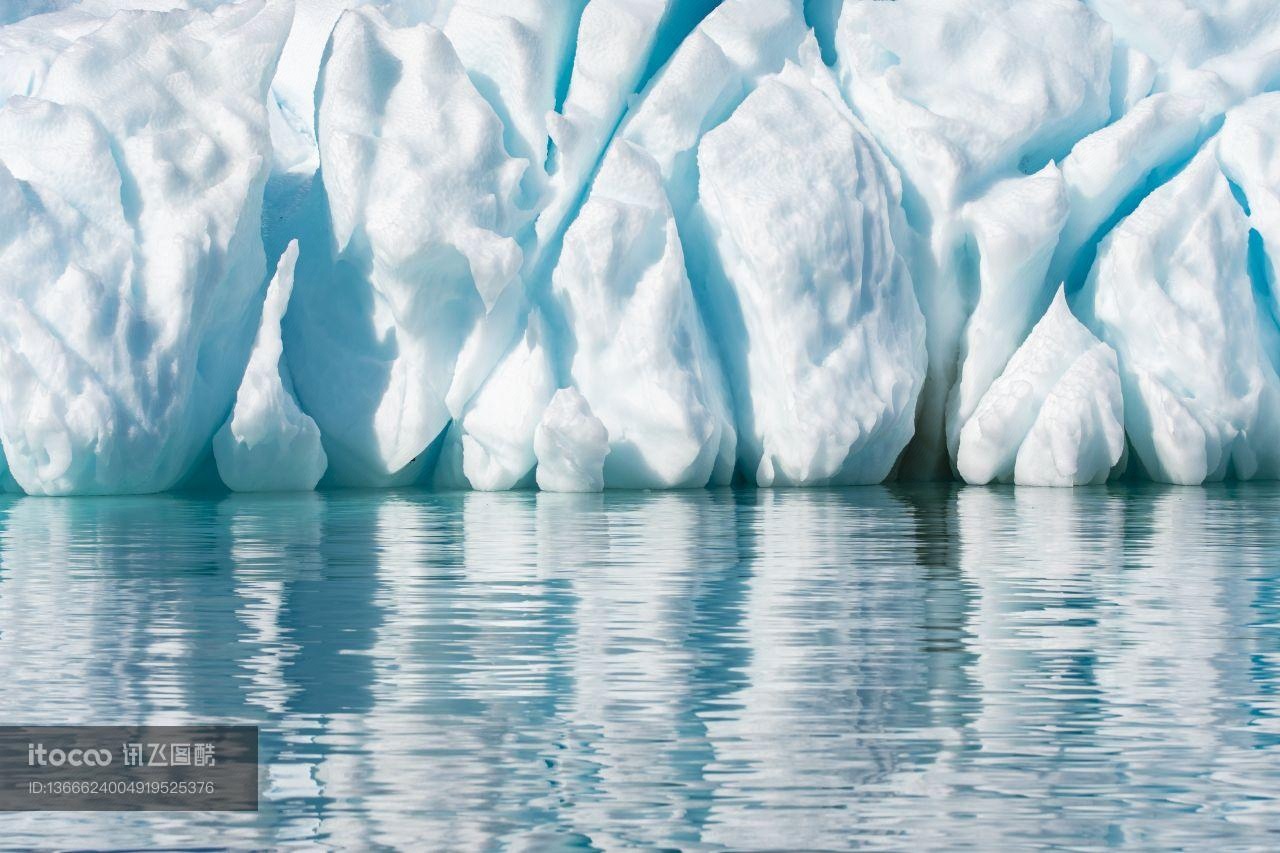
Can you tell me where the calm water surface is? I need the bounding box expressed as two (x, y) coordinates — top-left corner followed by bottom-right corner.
(0, 485), (1277, 849)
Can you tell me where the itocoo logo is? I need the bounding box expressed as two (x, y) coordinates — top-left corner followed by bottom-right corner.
(27, 743), (112, 767)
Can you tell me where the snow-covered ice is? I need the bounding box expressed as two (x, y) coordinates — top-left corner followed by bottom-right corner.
(1081, 140), (1280, 484)
(439, 312), (556, 492)
(2, 0), (1280, 493)
(284, 5), (526, 487)
(550, 140), (734, 489)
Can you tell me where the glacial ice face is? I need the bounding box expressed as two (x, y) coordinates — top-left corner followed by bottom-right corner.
(958, 289), (1124, 487)
(949, 165), (1069, 459)
(1048, 92), (1209, 293)
(1217, 94), (1280, 320)
(696, 57), (925, 486)
(5, 0), (1280, 494)
(619, 0), (809, 215)
(430, 0), (588, 214)
(1081, 141), (1280, 484)
(438, 313), (556, 492)
(213, 241), (327, 492)
(834, 0), (1113, 476)
(284, 6), (526, 487)
(550, 140), (735, 489)
(535, 388), (609, 493)
(539, 0), (706, 251)
(0, 0), (287, 495)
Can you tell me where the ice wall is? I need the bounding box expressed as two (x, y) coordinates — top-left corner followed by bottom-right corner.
(1, 0), (1279, 493)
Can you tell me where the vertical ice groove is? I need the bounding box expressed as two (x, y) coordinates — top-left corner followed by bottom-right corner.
(1217, 95), (1280, 320)
(549, 139), (735, 489)
(441, 310), (557, 492)
(1050, 92), (1208, 294)
(948, 165), (1069, 459)
(425, 0), (727, 489)
(214, 240), (328, 492)
(832, 0), (1113, 478)
(802, 0), (842, 66)
(958, 288), (1124, 487)
(535, 0), (722, 274)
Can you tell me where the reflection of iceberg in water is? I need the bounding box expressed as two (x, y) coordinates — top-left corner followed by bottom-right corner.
(953, 485), (1280, 847)
(217, 492), (350, 847)
(220, 493), (325, 717)
(0, 487), (1276, 847)
(702, 489), (947, 849)
(0, 495), (251, 723)
(545, 491), (738, 849)
(0, 494), (278, 846)
(1089, 487), (1280, 843)
(955, 487), (1125, 848)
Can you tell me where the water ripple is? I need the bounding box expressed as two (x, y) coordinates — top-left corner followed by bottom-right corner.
(0, 484), (1277, 848)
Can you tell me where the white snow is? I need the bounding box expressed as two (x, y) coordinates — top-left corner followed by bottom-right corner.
(214, 241), (327, 492)
(1084, 0), (1280, 71)
(3, 0), (1280, 493)
(835, 0), (1113, 213)
(535, 388), (609, 493)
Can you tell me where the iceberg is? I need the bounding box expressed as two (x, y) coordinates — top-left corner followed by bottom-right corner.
(1217, 94), (1280, 320)
(537, 0), (717, 252)
(3, 0), (1280, 494)
(283, 6), (526, 487)
(213, 241), (327, 492)
(948, 165), (1069, 459)
(833, 0), (1113, 476)
(439, 313), (556, 492)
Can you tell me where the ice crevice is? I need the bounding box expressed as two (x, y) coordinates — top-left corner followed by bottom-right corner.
(2, 0), (1280, 493)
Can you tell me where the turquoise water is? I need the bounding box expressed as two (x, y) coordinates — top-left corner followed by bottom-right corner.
(0, 485), (1277, 849)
